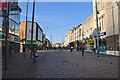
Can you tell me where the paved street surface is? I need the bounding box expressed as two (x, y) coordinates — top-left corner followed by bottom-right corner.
(2, 50), (119, 78)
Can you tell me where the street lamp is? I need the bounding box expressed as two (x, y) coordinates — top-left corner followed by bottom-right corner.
(31, 0), (35, 58)
(115, 0), (120, 56)
(95, 0), (100, 57)
(25, 0), (29, 57)
(112, 6), (116, 56)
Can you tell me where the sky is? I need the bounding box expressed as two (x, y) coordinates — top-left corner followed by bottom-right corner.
(19, 2), (93, 44)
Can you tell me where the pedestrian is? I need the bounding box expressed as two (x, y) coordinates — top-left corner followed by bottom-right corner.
(81, 44), (85, 56)
(33, 48), (36, 63)
(35, 48), (38, 57)
(70, 46), (73, 52)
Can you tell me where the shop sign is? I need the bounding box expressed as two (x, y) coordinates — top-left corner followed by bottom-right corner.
(11, 36), (15, 41)
(94, 32), (106, 38)
(7, 35), (11, 39)
(118, 40), (120, 42)
(15, 36), (20, 42)
(87, 39), (94, 44)
(0, 1), (7, 11)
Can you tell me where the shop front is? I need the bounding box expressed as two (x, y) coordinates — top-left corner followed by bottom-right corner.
(87, 39), (94, 52)
(94, 32), (106, 52)
(8, 34), (20, 55)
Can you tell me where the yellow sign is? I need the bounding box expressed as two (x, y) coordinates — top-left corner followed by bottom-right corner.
(118, 40), (120, 42)
(87, 39), (94, 44)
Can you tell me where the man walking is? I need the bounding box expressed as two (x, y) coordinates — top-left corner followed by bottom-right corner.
(81, 44), (85, 56)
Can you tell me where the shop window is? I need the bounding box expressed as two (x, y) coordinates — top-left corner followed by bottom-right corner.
(102, 16), (104, 31)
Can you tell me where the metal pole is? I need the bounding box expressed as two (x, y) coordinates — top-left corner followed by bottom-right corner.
(51, 35), (52, 47)
(31, 0), (35, 58)
(95, 0), (99, 57)
(25, 0), (28, 56)
(112, 6), (116, 56)
(4, 2), (10, 70)
(119, 4), (120, 57)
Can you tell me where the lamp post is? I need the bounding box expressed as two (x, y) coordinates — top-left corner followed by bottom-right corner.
(31, 0), (35, 58)
(51, 35), (52, 48)
(112, 6), (116, 56)
(95, 0), (99, 57)
(25, 0), (29, 57)
(116, 1), (120, 57)
(4, 1), (10, 70)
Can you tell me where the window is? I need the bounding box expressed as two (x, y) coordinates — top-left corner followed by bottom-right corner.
(9, 20), (15, 34)
(15, 23), (19, 35)
(102, 16), (104, 31)
(98, 18), (102, 32)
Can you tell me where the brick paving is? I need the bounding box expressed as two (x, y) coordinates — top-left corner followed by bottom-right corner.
(2, 50), (119, 78)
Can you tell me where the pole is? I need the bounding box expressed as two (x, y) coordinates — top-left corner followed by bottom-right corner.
(4, 2), (10, 70)
(51, 35), (52, 47)
(112, 6), (116, 56)
(118, 4), (120, 57)
(95, 0), (99, 57)
(31, 0), (35, 58)
(25, 0), (28, 56)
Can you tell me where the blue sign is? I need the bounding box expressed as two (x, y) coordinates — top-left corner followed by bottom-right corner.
(94, 32), (106, 38)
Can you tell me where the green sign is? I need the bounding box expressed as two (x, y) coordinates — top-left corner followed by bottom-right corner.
(26, 42), (37, 45)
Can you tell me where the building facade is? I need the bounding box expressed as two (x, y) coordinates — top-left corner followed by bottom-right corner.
(65, 30), (73, 46)
(19, 21), (43, 52)
(65, 0), (120, 55)
(93, 0), (119, 55)
(0, 0), (21, 55)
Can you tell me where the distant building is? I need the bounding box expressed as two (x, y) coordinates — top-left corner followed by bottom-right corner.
(53, 43), (63, 48)
(65, 30), (73, 46)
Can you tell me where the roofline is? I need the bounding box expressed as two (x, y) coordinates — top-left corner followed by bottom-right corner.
(20, 21), (43, 32)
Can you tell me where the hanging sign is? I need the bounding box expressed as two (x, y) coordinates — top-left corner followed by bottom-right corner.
(94, 32), (106, 37)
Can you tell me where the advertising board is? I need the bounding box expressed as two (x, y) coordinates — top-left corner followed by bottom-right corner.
(26, 22), (36, 41)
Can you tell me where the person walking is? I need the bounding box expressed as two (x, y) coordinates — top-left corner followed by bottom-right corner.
(70, 46), (73, 52)
(81, 44), (85, 56)
(33, 48), (36, 63)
